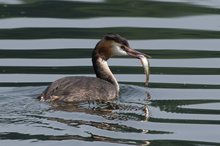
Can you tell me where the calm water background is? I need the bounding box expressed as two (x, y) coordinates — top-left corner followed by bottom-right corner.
(0, 0), (220, 145)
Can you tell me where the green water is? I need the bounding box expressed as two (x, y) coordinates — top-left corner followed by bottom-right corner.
(0, 0), (220, 145)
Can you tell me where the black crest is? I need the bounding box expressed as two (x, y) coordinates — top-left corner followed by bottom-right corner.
(103, 34), (130, 47)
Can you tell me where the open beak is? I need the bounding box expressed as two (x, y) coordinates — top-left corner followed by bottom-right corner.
(123, 46), (151, 59)
(123, 46), (150, 86)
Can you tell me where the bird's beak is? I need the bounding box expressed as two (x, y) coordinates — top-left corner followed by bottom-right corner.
(123, 46), (150, 86)
(123, 46), (151, 59)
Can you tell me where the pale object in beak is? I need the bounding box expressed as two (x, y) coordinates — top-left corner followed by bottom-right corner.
(122, 46), (150, 86)
(138, 55), (150, 86)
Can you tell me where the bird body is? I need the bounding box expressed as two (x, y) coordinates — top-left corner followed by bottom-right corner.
(40, 76), (116, 102)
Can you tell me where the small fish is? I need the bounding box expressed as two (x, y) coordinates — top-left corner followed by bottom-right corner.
(139, 55), (150, 86)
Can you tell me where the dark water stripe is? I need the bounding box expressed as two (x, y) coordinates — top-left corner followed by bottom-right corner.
(148, 82), (220, 89)
(150, 100), (220, 114)
(1, 66), (220, 75)
(0, 82), (220, 89)
(126, 82), (220, 89)
(0, 82), (50, 87)
(0, 49), (91, 58)
(0, 1), (220, 19)
(1, 28), (220, 39)
(150, 117), (220, 125)
(150, 140), (220, 146)
(1, 49), (220, 59)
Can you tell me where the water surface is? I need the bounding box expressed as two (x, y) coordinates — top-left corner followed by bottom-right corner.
(0, 0), (220, 145)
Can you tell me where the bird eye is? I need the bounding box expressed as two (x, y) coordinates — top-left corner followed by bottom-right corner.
(120, 45), (125, 50)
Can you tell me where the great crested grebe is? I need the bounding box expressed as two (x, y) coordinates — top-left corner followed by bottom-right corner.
(38, 34), (150, 102)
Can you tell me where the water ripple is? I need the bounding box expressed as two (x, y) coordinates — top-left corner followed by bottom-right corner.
(1, 39), (220, 51)
(0, 15), (220, 31)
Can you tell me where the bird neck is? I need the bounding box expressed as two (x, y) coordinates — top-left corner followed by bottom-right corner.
(92, 54), (119, 95)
